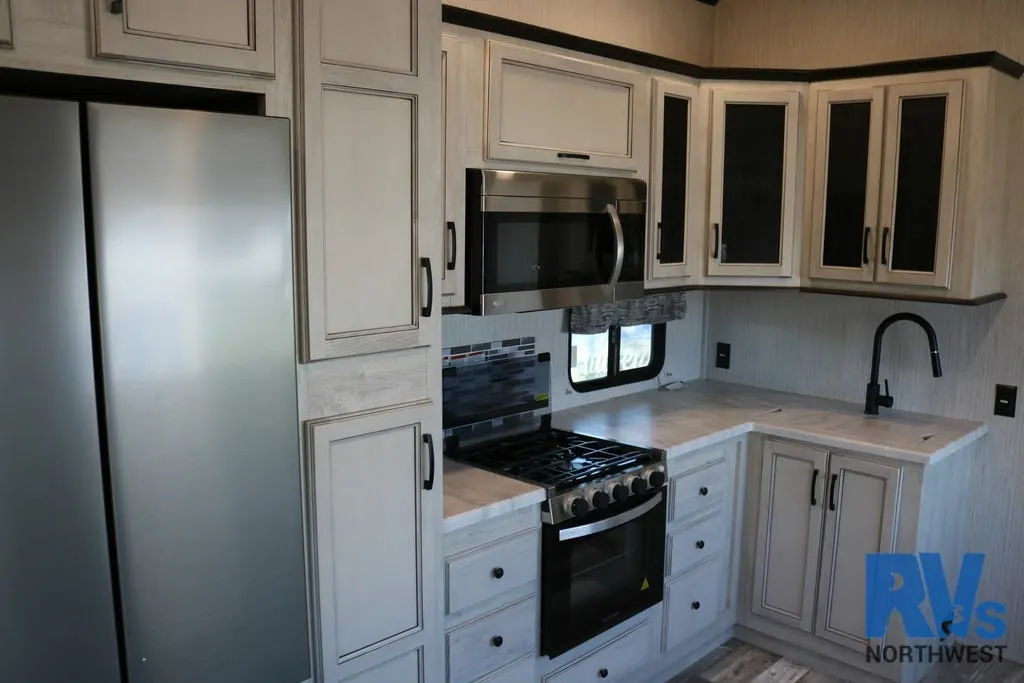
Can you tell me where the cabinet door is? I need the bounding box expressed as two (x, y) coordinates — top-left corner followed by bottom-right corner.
(310, 403), (442, 683)
(708, 89), (800, 277)
(92, 0), (274, 75)
(751, 440), (827, 632)
(0, 0), (11, 48)
(650, 78), (700, 280)
(486, 41), (642, 171)
(876, 81), (963, 288)
(808, 87), (885, 283)
(814, 454), (901, 652)
(442, 35), (467, 308)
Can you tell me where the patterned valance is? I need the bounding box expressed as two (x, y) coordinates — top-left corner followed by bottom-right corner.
(569, 292), (686, 334)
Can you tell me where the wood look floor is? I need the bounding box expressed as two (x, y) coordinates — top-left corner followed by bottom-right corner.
(667, 640), (1024, 683)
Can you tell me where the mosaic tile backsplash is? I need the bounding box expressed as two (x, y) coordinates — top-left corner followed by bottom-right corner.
(442, 337), (551, 445)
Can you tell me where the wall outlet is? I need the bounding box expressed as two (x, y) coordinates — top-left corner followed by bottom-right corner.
(715, 342), (731, 369)
(994, 384), (1017, 417)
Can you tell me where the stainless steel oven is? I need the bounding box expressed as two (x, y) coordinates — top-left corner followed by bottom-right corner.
(466, 169), (647, 316)
(540, 484), (666, 658)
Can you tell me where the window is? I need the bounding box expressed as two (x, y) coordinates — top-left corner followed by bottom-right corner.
(569, 323), (666, 391)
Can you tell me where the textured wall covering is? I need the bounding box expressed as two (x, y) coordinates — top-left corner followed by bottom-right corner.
(710, 0), (1024, 660)
(445, 0), (716, 64)
(443, 290), (706, 411)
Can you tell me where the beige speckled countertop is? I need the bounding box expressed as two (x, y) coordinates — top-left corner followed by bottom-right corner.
(552, 380), (987, 464)
(443, 459), (545, 533)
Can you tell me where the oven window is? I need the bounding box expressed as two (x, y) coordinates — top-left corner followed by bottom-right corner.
(569, 324), (665, 390)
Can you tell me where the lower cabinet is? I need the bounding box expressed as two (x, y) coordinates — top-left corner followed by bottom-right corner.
(663, 559), (723, 651)
(544, 621), (653, 683)
(447, 598), (537, 683)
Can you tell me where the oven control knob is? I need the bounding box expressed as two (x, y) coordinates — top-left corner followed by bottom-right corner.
(590, 490), (610, 510)
(647, 469), (666, 489)
(565, 496), (590, 517)
(629, 476), (648, 496)
(612, 484), (630, 503)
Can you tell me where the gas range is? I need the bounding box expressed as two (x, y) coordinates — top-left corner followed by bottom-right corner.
(445, 418), (666, 524)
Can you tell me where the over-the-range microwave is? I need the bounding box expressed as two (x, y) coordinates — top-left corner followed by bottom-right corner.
(465, 169), (647, 315)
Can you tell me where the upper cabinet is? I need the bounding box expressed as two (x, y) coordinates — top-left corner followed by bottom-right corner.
(485, 41), (644, 172)
(0, 0), (11, 48)
(806, 69), (1015, 300)
(299, 0), (442, 361)
(707, 87), (802, 278)
(92, 0), (275, 76)
(649, 77), (702, 281)
(442, 34), (467, 310)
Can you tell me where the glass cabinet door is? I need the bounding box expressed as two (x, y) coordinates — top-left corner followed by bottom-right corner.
(707, 89), (801, 277)
(876, 80), (963, 288)
(808, 87), (885, 283)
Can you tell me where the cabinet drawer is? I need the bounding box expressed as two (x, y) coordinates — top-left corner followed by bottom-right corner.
(473, 656), (534, 683)
(663, 559), (722, 651)
(447, 597), (537, 683)
(544, 621), (652, 683)
(447, 531), (539, 615)
(670, 459), (727, 521)
(668, 511), (724, 576)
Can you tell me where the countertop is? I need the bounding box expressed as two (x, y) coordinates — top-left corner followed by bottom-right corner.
(552, 380), (987, 464)
(443, 459), (546, 533)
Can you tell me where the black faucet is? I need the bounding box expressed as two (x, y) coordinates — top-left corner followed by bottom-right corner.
(865, 313), (943, 415)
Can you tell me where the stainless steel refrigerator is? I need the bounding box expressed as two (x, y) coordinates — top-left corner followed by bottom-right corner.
(0, 96), (310, 683)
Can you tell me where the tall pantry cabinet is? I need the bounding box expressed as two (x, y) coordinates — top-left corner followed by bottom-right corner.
(296, 2), (445, 683)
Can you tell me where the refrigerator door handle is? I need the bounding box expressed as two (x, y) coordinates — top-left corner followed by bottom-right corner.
(423, 433), (436, 491)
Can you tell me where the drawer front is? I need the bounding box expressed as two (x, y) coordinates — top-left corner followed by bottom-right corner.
(670, 459), (727, 522)
(663, 559), (722, 651)
(474, 656), (535, 683)
(447, 531), (539, 615)
(544, 621), (652, 683)
(447, 597), (537, 683)
(668, 511), (724, 576)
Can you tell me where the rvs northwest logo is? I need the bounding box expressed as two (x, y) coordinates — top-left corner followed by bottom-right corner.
(865, 553), (1008, 664)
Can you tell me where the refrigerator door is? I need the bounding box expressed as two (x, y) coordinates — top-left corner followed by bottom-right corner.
(0, 97), (122, 683)
(86, 104), (309, 683)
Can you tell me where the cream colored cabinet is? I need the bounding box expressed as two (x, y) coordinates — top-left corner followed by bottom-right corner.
(649, 77), (702, 281)
(91, 0), (275, 75)
(309, 403), (443, 683)
(0, 0), (12, 48)
(442, 34), (467, 309)
(707, 87), (801, 278)
(485, 41), (644, 172)
(299, 0), (442, 361)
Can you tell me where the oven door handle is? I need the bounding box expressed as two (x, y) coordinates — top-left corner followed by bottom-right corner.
(558, 491), (663, 542)
(605, 203), (625, 288)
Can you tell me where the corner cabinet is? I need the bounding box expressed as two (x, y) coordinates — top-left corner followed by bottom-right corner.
(298, 0), (442, 361)
(649, 77), (702, 281)
(707, 87), (801, 278)
(442, 34), (467, 310)
(0, 0), (11, 48)
(309, 403), (443, 683)
(485, 41), (645, 172)
(91, 0), (275, 75)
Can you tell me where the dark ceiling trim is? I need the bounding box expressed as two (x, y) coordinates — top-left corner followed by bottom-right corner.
(441, 5), (1024, 81)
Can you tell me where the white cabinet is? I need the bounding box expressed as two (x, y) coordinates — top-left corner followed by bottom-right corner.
(485, 41), (644, 171)
(544, 621), (653, 683)
(91, 0), (275, 75)
(309, 403), (443, 683)
(649, 77), (702, 281)
(0, 0), (11, 48)
(751, 440), (827, 633)
(707, 87), (801, 278)
(442, 34), (467, 309)
(299, 0), (442, 361)
(446, 597), (537, 683)
(663, 558), (723, 651)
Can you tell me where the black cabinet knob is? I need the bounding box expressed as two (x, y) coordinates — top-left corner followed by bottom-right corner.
(491, 636), (503, 647)
(692, 601), (701, 610)
(599, 668), (609, 678)
(648, 470), (666, 489)
(612, 484), (630, 503)
(695, 540), (705, 550)
(630, 478), (648, 495)
(592, 490), (611, 509)
(492, 567), (504, 579)
(699, 486), (709, 496)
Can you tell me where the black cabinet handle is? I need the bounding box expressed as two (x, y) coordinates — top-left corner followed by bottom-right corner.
(110, 0), (124, 13)
(421, 257), (433, 317)
(881, 227), (890, 266)
(446, 222), (457, 271)
(711, 223), (720, 259)
(699, 486), (709, 496)
(810, 468), (819, 506)
(829, 473), (838, 511)
(599, 669), (609, 679)
(695, 540), (705, 550)
(557, 152), (590, 160)
(656, 222), (662, 260)
(863, 227), (871, 265)
(692, 601), (701, 610)
(492, 567), (504, 579)
(423, 434), (435, 491)
(491, 636), (503, 647)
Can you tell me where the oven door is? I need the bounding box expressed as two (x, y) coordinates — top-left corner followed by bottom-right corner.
(540, 488), (666, 658)
(472, 196), (646, 315)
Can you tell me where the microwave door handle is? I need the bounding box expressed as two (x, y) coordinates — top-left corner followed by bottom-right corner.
(605, 203), (625, 287)
(558, 491), (663, 542)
